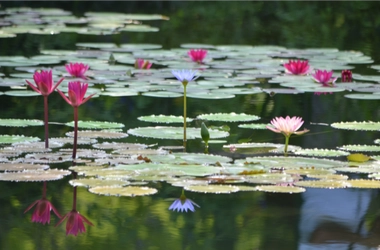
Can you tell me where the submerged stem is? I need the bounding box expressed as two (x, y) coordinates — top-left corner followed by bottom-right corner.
(183, 84), (187, 149)
(43, 95), (49, 149)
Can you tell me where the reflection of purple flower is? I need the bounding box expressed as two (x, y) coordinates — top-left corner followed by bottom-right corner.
(169, 191), (200, 212)
(24, 198), (61, 224)
(172, 69), (199, 86)
(56, 210), (94, 236)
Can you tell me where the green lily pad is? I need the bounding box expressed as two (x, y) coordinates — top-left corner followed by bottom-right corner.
(184, 184), (240, 194)
(255, 185), (306, 193)
(186, 92), (235, 99)
(4, 90), (41, 97)
(0, 163), (49, 172)
(0, 119), (43, 127)
(344, 94), (380, 100)
(293, 148), (350, 157)
(65, 120), (125, 129)
(69, 178), (130, 188)
(346, 179), (380, 189)
(295, 180), (350, 189)
(238, 123), (269, 129)
(338, 144), (380, 152)
(88, 186), (158, 196)
(138, 115), (194, 123)
(197, 113), (260, 122)
(0, 169), (71, 182)
(331, 121), (380, 131)
(127, 126), (229, 140)
(65, 130), (128, 139)
(0, 135), (40, 144)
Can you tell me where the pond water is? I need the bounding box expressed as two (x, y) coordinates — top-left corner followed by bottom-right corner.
(1, 2), (380, 250)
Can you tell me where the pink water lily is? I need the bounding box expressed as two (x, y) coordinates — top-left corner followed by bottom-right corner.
(188, 49), (207, 63)
(26, 70), (64, 96)
(55, 210), (94, 236)
(284, 60), (310, 75)
(134, 58), (152, 69)
(341, 69), (352, 82)
(65, 62), (89, 79)
(312, 69), (337, 86)
(57, 81), (95, 108)
(267, 116), (309, 155)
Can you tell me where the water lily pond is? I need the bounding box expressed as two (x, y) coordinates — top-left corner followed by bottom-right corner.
(1, 2), (380, 250)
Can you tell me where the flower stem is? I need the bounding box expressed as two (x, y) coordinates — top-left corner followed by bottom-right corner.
(44, 96), (49, 149)
(183, 84), (187, 149)
(72, 172), (77, 210)
(73, 107), (78, 160)
(284, 136), (290, 156)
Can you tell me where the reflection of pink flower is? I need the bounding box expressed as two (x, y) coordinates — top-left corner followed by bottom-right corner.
(341, 70), (352, 82)
(312, 69), (337, 86)
(284, 60), (310, 75)
(57, 81), (95, 107)
(65, 63), (89, 79)
(24, 198), (61, 225)
(26, 70), (64, 96)
(188, 49), (207, 63)
(314, 92), (333, 96)
(134, 59), (152, 69)
(56, 210), (94, 236)
(267, 116), (309, 138)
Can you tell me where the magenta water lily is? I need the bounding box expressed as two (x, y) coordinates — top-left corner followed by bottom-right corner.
(284, 60), (310, 75)
(341, 69), (352, 82)
(267, 116), (309, 155)
(26, 70), (64, 148)
(134, 58), (152, 69)
(65, 62), (89, 79)
(57, 81), (95, 159)
(55, 209), (94, 236)
(188, 49), (207, 64)
(312, 69), (337, 86)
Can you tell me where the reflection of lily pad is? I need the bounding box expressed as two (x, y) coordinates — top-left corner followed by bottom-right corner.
(197, 113), (260, 122)
(184, 184), (240, 194)
(138, 115), (194, 123)
(255, 185), (306, 193)
(0, 119), (43, 127)
(65, 120), (125, 129)
(0, 169), (70, 182)
(127, 126), (229, 140)
(0, 135), (40, 144)
(331, 121), (380, 131)
(88, 186), (158, 196)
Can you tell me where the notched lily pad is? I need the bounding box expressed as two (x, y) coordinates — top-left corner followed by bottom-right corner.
(0, 163), (49, 172)
(347, 179), (380, 189)
(88, 186), (158, 196)
(65, 130), (128, 139)
(295, 180), (350, 189)
(255, 185), (306, 193)
(69, 178), (130, 188)
(0, 135), (40, 144)
(338, 144), (380, 152)
(197, 113), (260, 122)
(293, 148), (350, 157)
(331, 121), (380, 131)
(0, 119), (43, 127)
(0, 169), (71, 182)
(184, 184), (240, 194)
(65, 120), (125, 129)
(138, 114), (193, 123)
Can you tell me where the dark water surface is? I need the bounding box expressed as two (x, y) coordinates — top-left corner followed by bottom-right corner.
(1, 2), (380, 250)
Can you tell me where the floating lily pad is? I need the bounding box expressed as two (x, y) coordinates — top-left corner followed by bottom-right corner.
(127, 126), (229, 140)
(88, 186), (158, 196)
(347, 153), (371, 162)
(69, 178), (130, 188)
(0, 135), (40, 144)
(197, 113), (260, 122)
(338, 144), (380, 152)
(0, 163), (49, 172)
(184, 184), (240, 194)
(0, 119), (43, 127)
(0, 169), (70, 182)
(138, 115), (193, 123)
(335, 166), (380, 174)
(186, 92), (235, 99)
(295, 180), (350, 189)
(293, 148), (350, 157)
(141, 91), (183, 98)
(65, 120), (125, 129)
(4, 90), (41, 97)
(306, 174), (348, 180)
(331, 121), (380, 131)
(174, 152), (232, 164)
(65, 130), (128, 139)
(92, 142), (148, 150)
(344, 94), (380, 100)
(255, 185), (306, 193)
(346, 179), (380, 189)
(223, 143), (300, 154)
(244, 173), (295, 184)
(238, 123), (269, 129)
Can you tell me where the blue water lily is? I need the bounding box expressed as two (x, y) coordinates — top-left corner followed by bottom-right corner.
(172, 69), (199, 86)
(169, 190), (200, 212)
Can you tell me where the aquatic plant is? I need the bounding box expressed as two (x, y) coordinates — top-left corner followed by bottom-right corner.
(134, 58), (152, 69)
(341, 69), (352, 82)
(283, 60), (310, 75)
(57, 81), (95, 159)
(188, 49), (207, 63)
(312, 69), (337, 86)
(266, 116), (309, 155)
(65, 62), (89, 79)
(25, 70), (64, 148)
(172, 69), (199, 147)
